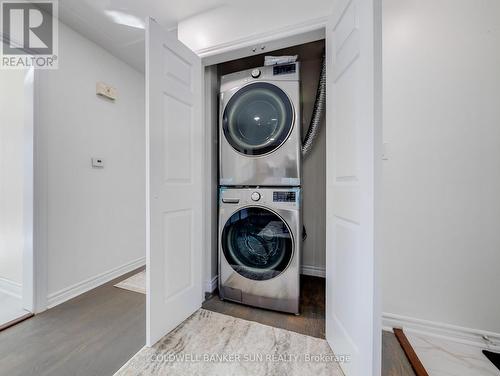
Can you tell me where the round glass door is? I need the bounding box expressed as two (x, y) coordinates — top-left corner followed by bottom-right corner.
(222, 82), (294, 156)
(222, 207), (294, 281)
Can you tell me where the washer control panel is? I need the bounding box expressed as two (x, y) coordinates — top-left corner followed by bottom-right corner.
(220, 188), (300, 209)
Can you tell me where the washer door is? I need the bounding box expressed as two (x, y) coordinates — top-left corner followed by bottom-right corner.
(222, 82), (294, 156)
(222, 207), (294, 281)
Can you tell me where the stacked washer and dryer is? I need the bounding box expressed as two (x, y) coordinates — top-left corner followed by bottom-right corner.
(218, 63), (302, 314)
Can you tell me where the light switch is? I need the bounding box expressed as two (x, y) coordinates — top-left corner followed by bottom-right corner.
(91, 157), (104, 168)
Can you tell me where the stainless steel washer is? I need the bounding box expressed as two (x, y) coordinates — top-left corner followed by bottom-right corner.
(219, 63), (301, 186)
(218, 187), (301, 314)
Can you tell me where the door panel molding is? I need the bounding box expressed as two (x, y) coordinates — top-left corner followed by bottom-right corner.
(325, 0), (382, 375)
(146, 18), (203, 347)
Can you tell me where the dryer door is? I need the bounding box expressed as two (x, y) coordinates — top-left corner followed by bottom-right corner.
(222, 82), (294, 156)
(222, 207), (294, 280)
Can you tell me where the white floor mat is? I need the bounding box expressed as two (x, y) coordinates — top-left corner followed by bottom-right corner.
(114, 270), (146, 294)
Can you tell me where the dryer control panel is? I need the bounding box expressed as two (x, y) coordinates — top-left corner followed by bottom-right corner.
(273, 63), (296, 76)
(273, 191), (297, 202)
(220, 63), (300, 93)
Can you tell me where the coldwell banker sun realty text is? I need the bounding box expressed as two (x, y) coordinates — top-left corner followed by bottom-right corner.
(1, 0), (58, 69)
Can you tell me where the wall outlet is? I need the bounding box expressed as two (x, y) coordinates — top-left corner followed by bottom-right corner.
(91, 157), (104, 168)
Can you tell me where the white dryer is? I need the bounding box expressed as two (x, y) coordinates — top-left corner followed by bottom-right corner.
(218, 187), (301, 314)
(219, 63), (301, 187)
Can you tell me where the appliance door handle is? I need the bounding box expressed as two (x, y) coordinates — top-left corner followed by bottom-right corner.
(222, 198), (240, 204)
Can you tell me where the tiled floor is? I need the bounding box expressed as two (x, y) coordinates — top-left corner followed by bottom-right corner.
(0, 291), (29, 328)
(406, 332), (500, 376)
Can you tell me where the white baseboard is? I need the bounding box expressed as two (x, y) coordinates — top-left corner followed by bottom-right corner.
(0, 277), (22, 299)
(205, 275), (218, 293)
(383, 312), (500, 350)
(301, 265), (326, 278)
(47, 257), (146, 309)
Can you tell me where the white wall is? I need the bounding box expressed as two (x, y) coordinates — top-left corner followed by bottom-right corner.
(37, 23), (145, 304)
(178, 1), (332, 53)
(383, 0), (500, 334)
(0, 68), (26, 292)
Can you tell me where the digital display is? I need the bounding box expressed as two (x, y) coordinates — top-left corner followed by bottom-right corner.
(273, 64), (296, 76)
(273, 191), (296, 202)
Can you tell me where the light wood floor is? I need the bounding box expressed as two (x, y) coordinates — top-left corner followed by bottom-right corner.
(0, 270), (414, 376)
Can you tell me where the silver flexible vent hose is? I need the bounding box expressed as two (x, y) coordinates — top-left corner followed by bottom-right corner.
(302, 55), (326, 157)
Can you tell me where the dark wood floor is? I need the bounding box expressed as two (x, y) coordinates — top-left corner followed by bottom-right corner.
(0, 267), (145, 376)
(383, 331), (416, 376)
(203, 275), (326, 338)
(0, 270), (415, 376)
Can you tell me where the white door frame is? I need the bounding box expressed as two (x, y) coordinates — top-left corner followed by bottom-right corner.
(0, 65), (38, 314)
(32, 68), (49, 314)
(21, 67), (35, 313)
(0, 34), (46, 315)
(199, 18), (328, 66)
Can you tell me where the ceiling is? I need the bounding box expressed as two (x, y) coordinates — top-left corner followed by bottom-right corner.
(58, 0), (331, 73)
(58, 0), (228, 72)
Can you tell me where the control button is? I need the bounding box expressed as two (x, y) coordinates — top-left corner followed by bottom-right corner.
(251, 192), (261, 201)
(251, 69), (261, 78)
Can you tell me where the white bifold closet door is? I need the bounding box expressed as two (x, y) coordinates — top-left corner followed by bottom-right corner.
(325, 0), (382, 375)
(145, 18), (203, 347)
